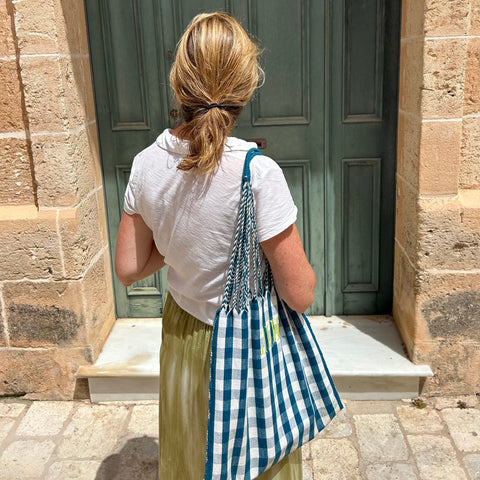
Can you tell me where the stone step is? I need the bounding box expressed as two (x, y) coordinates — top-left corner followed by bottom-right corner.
(77, 315), (433, 403)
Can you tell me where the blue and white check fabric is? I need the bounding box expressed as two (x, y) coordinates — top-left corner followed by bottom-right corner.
(204, 149), (344, 480)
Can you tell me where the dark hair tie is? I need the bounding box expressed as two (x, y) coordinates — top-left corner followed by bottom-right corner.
(205, 103), (224, 110)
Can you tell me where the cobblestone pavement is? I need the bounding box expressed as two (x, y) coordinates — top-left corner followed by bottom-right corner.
(1, 395), (479, 479)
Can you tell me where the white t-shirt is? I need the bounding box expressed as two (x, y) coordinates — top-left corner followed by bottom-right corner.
(123, 128), (297, 325)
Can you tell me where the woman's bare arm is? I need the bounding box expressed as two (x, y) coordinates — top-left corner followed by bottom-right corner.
(115, 212), (166, 287)
(260, 224), (316, 312)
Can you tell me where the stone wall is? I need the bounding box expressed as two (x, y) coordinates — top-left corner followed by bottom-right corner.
(0, 0), (115, 399)
(1, 0), (479, 399)
(394, 0), (480, 395)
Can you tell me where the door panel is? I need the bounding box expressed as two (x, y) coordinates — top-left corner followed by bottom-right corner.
(327, 0), (399, 314)
(85, 0), (399, 317)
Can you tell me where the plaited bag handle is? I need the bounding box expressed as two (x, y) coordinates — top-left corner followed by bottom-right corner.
(222, 148), (271, 311)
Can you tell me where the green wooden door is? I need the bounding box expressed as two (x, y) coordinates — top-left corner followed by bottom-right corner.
(85, 0), (400, 318)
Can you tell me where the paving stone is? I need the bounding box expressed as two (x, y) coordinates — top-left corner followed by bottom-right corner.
(45, 460), (102, 480)
(442, 408), (480, 452)
(433, 396), (478, 410)
(365, 463), (418, 480)
(310, 438), (361, 480)
(302, 460), (314, 480)
(343, 399), (399, 415)
(57, 404), (129, 459)
(407, 434), (468, 480)
(95, 435), (159, 479)
(0, 418), (16, 441)
(319, 407), (352, 438)
(127, 404), (158, 439)
(0, 401), (27, 418)
(302, 442), (311, 461)
(353, 414), (408, 462)
(464, 453), (480, 480)
(16, 401), (74, 436)
(0, 439), (56, 480)
(397, 405), (444, 434)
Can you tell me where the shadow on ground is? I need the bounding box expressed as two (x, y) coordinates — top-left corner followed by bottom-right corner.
(96, 436), (158, 480)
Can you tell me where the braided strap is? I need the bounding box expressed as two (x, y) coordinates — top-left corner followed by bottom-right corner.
(222, 148), (271, 312)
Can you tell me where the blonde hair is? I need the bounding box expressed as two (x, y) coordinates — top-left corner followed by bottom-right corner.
(170, 12), (262, 174)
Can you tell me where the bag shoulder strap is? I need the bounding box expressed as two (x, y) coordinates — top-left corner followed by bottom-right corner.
(242, 147), (262, 183)
(222, 148), (264, 311)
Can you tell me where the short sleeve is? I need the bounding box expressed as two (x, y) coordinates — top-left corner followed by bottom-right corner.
(250, 155), (298, 243)
(123, 155), (141, 215)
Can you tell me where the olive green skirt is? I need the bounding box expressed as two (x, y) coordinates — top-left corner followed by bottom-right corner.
(159, 293), (303, 480)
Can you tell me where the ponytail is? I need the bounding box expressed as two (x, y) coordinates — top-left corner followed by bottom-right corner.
(170, 12), (263, 174)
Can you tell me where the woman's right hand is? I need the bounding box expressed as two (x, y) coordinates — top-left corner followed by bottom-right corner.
(260, 224), (316, 313)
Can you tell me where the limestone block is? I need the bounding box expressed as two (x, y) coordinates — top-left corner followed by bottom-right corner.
(0, 60), (24, 132)
(317, 407), (352, 438)
(0, 439), (57, 480)
(464, 454), (480, 480)
(81, 250), (115, 355)
(416, 268), (480, 340)
(442, 408), (480, 452)
(32, 128), (97, 207)
(54, 0), (90, 56)
(422, 38), (467, 119)
(432, 394), (478, 409)
(407, 434), (468, 479)
(398, 40), (424, 115)
(0, 401), (27, 418)
(396, 112), (421, 190)
(401, 0), (425, 39)
(0, 418), (16, 441)
(0, 137), (35, 205)
(19, 56), (65, 133)
(3, 279), (87, 348)
(310, 438), (361, 480)
(418, 196), (480, 271)
(353, 414), (409, 462)
(16, 401), (74, 436)
(0, 206), (63, 280)
(127, 404), (159, 439)
(397, 405), (444, 434)
(96, 188), (109, 245)
(464, 38), (480, 116)
(471, 0), (480, 35)
(13, 0), (58, 55)
(58, 56), (89, 129)
(0, 5), (16, 57)
(45, 460), (102, 480)
(87, 122), (103, 186)
(366, 464), (418, 480)
(418, 339), (480, 396)
(392, 243), (419, 354)
(395, 174), (419, 263)
(418, 120), (462, 195)
(59, 193), (104, 278)
(0, 346), (93, 399)
(424, 0), (470, 36)
(57, 403), (129, 458)
(415, 269), (480, 391)
(460, 116), (480, 189)
(83, 58), (97, 123)
(0, 320), (6, 347)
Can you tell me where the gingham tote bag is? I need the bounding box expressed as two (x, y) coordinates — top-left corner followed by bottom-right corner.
(204, 148), (344, 480)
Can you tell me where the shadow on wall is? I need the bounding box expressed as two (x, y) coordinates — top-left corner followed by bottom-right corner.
(96, 436), (159, 480)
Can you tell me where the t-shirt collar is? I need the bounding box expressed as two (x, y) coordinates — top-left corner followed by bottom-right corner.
(155, 128), (249, 155)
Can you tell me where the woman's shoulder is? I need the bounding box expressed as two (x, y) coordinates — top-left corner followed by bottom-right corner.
(224, 136), (280, 171)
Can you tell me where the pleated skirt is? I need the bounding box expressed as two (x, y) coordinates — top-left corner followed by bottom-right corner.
(159, 293), (303, 480)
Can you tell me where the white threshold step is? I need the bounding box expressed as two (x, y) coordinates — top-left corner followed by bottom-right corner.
(77, 315), (433, 403)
